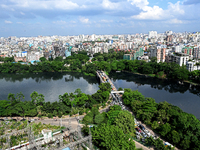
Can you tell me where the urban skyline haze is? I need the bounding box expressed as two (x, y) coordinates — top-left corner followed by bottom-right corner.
(0, 0), (199, 37)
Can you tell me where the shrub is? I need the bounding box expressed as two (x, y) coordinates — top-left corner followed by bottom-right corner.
(48, 113), (53, 118)
(58, 111), (62, 118)
(79, 110), (83, 115)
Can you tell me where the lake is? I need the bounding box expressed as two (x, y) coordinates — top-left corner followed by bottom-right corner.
(0, 72), (99, 102)
(109, 72), (200, 119)
(0, 72), (200, 118)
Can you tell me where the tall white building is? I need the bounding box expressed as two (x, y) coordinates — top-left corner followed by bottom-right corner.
(91, 34), (96, 41)
(78, 34), (84, 42)
(168, 53), (189, 66)
(172, 45), (183, 53)
(148, 31), (157, 38)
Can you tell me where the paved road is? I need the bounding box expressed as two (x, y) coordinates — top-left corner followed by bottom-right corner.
(134, 140), (153, 150)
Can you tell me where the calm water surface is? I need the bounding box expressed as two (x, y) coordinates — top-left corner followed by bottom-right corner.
(0, 72), (99, 102)
(0, 72), (200, 118)
(109, 72), (200, 119)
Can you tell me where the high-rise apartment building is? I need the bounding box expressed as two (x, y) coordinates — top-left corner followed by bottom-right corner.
(193, 47), (200, 59)
(150, 45), (166, 63)
(182, 46), (193, 56)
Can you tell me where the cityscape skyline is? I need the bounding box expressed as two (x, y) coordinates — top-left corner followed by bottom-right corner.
(0, 0), (200, 37)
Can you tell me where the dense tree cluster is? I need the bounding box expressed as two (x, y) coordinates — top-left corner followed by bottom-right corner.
(82, 105), (136, 150)
(145, 137), (174, 150)
(2, 51), (200, 84)
(0, 53), (89, 73)
(0, 56), (15, 62)
(88, 52), (200, 83)
(0, 83), (111, 118)
(123, 89), (200, 150)
(90, 52), (200, 83)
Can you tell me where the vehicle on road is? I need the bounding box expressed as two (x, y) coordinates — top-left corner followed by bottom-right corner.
(164, 142), (173, 148)
(139, 124), (145, 130)
(136, 127), (141, 133)
(144, 129), (151, 137)
(141, 132), (147, 138)
(136, 131), (140, 136)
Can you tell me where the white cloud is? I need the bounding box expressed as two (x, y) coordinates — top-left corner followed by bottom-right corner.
(55, 0), (79, 10)
(5, 20), (12, 24)
(1, 4), (15, 11)
(129, 0), (166, 20)
(102, 0), (119, 10)
(132, 5), (165, 20)
(130, 0), (185, 21)
(128, 0), (149, 9)
(79, 17), (89, 23)
(168, 1), (184, 15)
(9, 0), (79, 10)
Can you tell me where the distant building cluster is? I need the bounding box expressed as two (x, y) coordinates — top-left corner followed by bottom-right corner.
(0, 31), (200, 71)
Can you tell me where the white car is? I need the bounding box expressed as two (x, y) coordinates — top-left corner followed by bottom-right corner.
(136, 131), (140, 135)
(144, 129), (151, 137)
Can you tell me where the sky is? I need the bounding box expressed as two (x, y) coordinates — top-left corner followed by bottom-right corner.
(0, 0), (200, 37)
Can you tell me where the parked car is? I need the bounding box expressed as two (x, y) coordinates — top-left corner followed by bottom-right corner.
(136, 131), (140, 135)
(139, 124), (145, 130)
(141, 132), (147, 138)
(153, 135), (157, 139)
(164, 142), (174, 148)
(136, 127), (141, 132)
(144, 129), (151, 137)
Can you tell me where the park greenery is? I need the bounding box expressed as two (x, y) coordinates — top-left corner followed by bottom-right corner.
(1, 50), (200, 84)
(81, 104), (174, 150)
(1, 50), (200, 149)
(0, 83), (111, 118)
(82, 105), (136, 150)
(123, 89), (200, 150)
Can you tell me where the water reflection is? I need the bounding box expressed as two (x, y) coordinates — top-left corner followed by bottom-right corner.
(0, 72), (98, 85)
(109, 72), (200, 118)
(0, 72), (99, 102)
(109, 72), (200, 97)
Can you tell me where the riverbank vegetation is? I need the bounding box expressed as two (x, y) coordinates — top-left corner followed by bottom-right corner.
(0, 83), (111, 118)
(82, 105), (174, 150)
(82, 105), (137, 150)
(123, 89), (200, 150)
(1, 50), (200, 84)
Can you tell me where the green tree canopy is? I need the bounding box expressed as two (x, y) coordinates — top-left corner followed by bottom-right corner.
(114, 111), (135, 135)
(92, 123), (136, 150)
